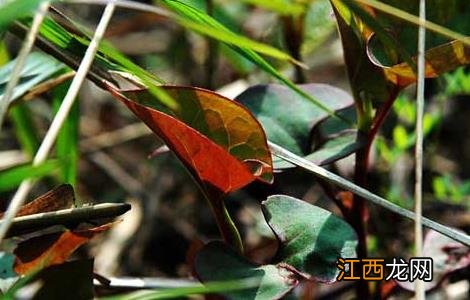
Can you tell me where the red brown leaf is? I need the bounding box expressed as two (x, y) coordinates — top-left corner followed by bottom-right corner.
(106, 83), (273, 194)
(0, 184), (74, 219)
(14, 223), (113, 275)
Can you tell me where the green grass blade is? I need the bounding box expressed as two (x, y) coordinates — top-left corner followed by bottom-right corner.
(30, 16), (178, 110)
(175, 17), (295, 62)
(0, 0), (47, 32)
(53, 80), (79, 186)
(0, 160), (60, 192)
(159, 0), (300, 64)
(241, 0), (305, 16)
(159, 0), (349, 124)
(9, 103), (40, 158)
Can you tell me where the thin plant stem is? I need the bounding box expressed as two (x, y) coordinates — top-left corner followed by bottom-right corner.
(282, 13), (306, 83)
(0, 1), (51, 130)
(0, 2), (117, 245)
(414, 0), (426, 298)
(268, 141), (470, 247)
(204, 188), (244, 254)
(351, 139), (369, 298)
(204, 0), (218, 89)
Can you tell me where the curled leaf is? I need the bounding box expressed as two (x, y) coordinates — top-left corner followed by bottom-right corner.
(369, 39), (470, 87)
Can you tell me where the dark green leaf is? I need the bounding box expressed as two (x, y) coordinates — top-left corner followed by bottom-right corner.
(0, 0), (45, 32)
(262, 195), (357, 282)
(273, 130), (363, 169)
(235, 83), (354, 155)
(195, 241), (298, 300)
(53, 80), (79, 186)
(9, 103), (40, 158)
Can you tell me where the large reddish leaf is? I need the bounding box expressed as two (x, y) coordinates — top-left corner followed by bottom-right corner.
(105, 84), (273, 194)
(13, 223), (112, 275)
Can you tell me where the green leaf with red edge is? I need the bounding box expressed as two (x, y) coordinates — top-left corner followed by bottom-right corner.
(105, 83), (273, 194)
(262, 195), (357, 283)
(331, 0), (394, 108)
(370, 40), (470, 87)
(13, 223), (113, 275)
(337, 0), (470, 89)
(194, 241), (299, 300)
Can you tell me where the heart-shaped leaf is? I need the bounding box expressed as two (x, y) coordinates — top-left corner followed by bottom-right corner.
(235, 83), (354, 156)
(195, 241), (299, 300)
(106, 84), (273, 194)
(262, 195), (357, 283)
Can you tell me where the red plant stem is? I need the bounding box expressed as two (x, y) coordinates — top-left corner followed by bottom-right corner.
(367, 87), (400, 151)
(350, 87), (399, 299)
(351, 144), (370, 299)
